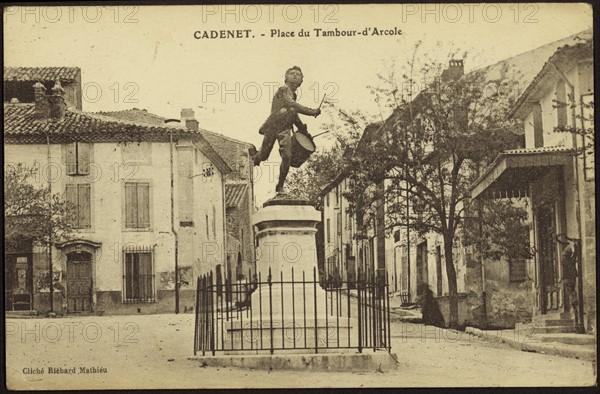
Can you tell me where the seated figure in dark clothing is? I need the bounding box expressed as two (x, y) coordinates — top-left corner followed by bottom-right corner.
(419, 283), (445, 328)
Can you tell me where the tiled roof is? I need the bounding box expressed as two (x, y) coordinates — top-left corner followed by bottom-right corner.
(95, 108), (170, 127)
(98, 108), (256, 182)
(98, 108), (256, 153)
(508, 39), (593, 119)
(502, 146), (575, 155)
(225, 182), (248, 208)
(322, 30), (593, 195)
(4, 67), (80, 82)
(4, 103), (231, 174)
(477, 29), (592, 92)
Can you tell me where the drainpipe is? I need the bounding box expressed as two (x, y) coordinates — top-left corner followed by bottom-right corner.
(165, 119), (180, 314)
(221, 174), (227, 278)
(406, 180), (411, 302)
(477, 199), (487, 328)
(549, 62), (585, 332)
(47, 134), (53, 312)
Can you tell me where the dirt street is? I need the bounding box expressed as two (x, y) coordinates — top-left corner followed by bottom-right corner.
(5, 314), (596, 389)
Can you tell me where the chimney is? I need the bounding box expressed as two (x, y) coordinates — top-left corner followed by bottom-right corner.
(181, 108), (199, 131)
(48, 79), (67, 122)
(441, 59), (464, 82)
(33, 82), (50, 119)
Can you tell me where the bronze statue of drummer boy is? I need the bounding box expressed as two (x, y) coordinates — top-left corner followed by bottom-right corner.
(253, 66), (322, 193)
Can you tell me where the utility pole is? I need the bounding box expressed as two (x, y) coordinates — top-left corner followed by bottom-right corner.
(165, 119), (180, 314)
(46, 134), (54, 312)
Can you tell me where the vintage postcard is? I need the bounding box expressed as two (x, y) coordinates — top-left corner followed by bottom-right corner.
(3, 2), (596, 390)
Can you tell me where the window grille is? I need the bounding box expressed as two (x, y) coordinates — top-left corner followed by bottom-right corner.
(123, 245), (155, 303)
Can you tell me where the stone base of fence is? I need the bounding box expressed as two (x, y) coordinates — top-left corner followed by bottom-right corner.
(221, 318), (356, 351)
(188, 350), (399, 372)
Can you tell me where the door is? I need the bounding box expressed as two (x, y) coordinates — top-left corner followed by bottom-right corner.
(536, 204), (561, 314)
(435, 246), (443, 297)
(67, 251), (92, 313)
(5, 254), (33, 311)
(401, 245), (409, 295)
(416, 241), (428, 295)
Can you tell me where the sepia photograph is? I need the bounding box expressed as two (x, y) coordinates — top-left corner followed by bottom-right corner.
(3, 2), (596, 389)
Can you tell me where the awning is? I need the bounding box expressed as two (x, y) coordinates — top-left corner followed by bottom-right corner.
(470, 147), (574, 199)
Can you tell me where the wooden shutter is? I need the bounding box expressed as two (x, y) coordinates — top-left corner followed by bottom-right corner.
(124, 253), (133, 300)
(401, 246), (408, 291)
(137, 183), (150, 228)
(78, 184), (91, 228)
(77, 143), (90, 175)
(214, 206), (219, 237)
(132, 254), (140, 299)
(66, 184), (78, 227)
(125, 183), (138, 228)
(66, 143), (77, 175)
(139, 253), (153, 300)
(578, 61), (593, 95)
(556, 80), (568, 129)
(533, 102), (544, 148)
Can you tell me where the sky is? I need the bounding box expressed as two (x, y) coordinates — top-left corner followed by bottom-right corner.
(4, 3), (593, 205)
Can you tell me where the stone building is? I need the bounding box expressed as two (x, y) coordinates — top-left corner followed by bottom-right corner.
(98, 108), (258, 280)
(470, 38), (595, 333)
(4, 66), (83, 110)
(4, 68), (231, 315)
(319, 29), (592, 328)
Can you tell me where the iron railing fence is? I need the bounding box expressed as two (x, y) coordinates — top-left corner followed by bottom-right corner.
(194, 267), (391, 356)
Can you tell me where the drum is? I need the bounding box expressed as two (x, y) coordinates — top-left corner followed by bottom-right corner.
(290, 132), (316, 168)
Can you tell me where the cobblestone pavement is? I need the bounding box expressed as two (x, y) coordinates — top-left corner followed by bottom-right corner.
(5, 314), (596, 389)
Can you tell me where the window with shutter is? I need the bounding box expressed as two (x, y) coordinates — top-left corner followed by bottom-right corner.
(66, 184), (91, 229)
(78, 143), (90, 175)
(66, 143), (77, 175)
(137, 184), (150, 228)
(556, 80), (568, 129)
(578, 61), (593, 96)
(532, 102), (544, 148)
(66, 184), (77, 227)
(212, 205), (217, 238)
(66, 142), (90, 175)
(206, 214), (210, 238)
(123, 249), (154, 302)
(78, 184), (91, 228)
(509, 259), (527, 282)
(124, 182), (150, 229)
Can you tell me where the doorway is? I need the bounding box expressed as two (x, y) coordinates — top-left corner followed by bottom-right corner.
(416, 241), (428, 295)
(536, 204), (560, 314)
(66, 251), (93, 313)
(6, 254), (33, 311)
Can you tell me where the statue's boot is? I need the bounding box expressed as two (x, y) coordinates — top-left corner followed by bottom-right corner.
(276, 159), (290, 193)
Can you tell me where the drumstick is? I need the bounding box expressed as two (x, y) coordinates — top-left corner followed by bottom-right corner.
(314, 94), (326, 117)
(311, 130), (331, 139)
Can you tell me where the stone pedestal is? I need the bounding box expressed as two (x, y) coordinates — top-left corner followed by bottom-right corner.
(253, 195), (321, 278)
(221, 195), (354, 352)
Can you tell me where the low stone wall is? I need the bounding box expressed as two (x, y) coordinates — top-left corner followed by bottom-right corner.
(94, 289), (196, 315)
(434, 280), (534, 329)
(484, 280), (533, 328)
(435, 293), (477, 328)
